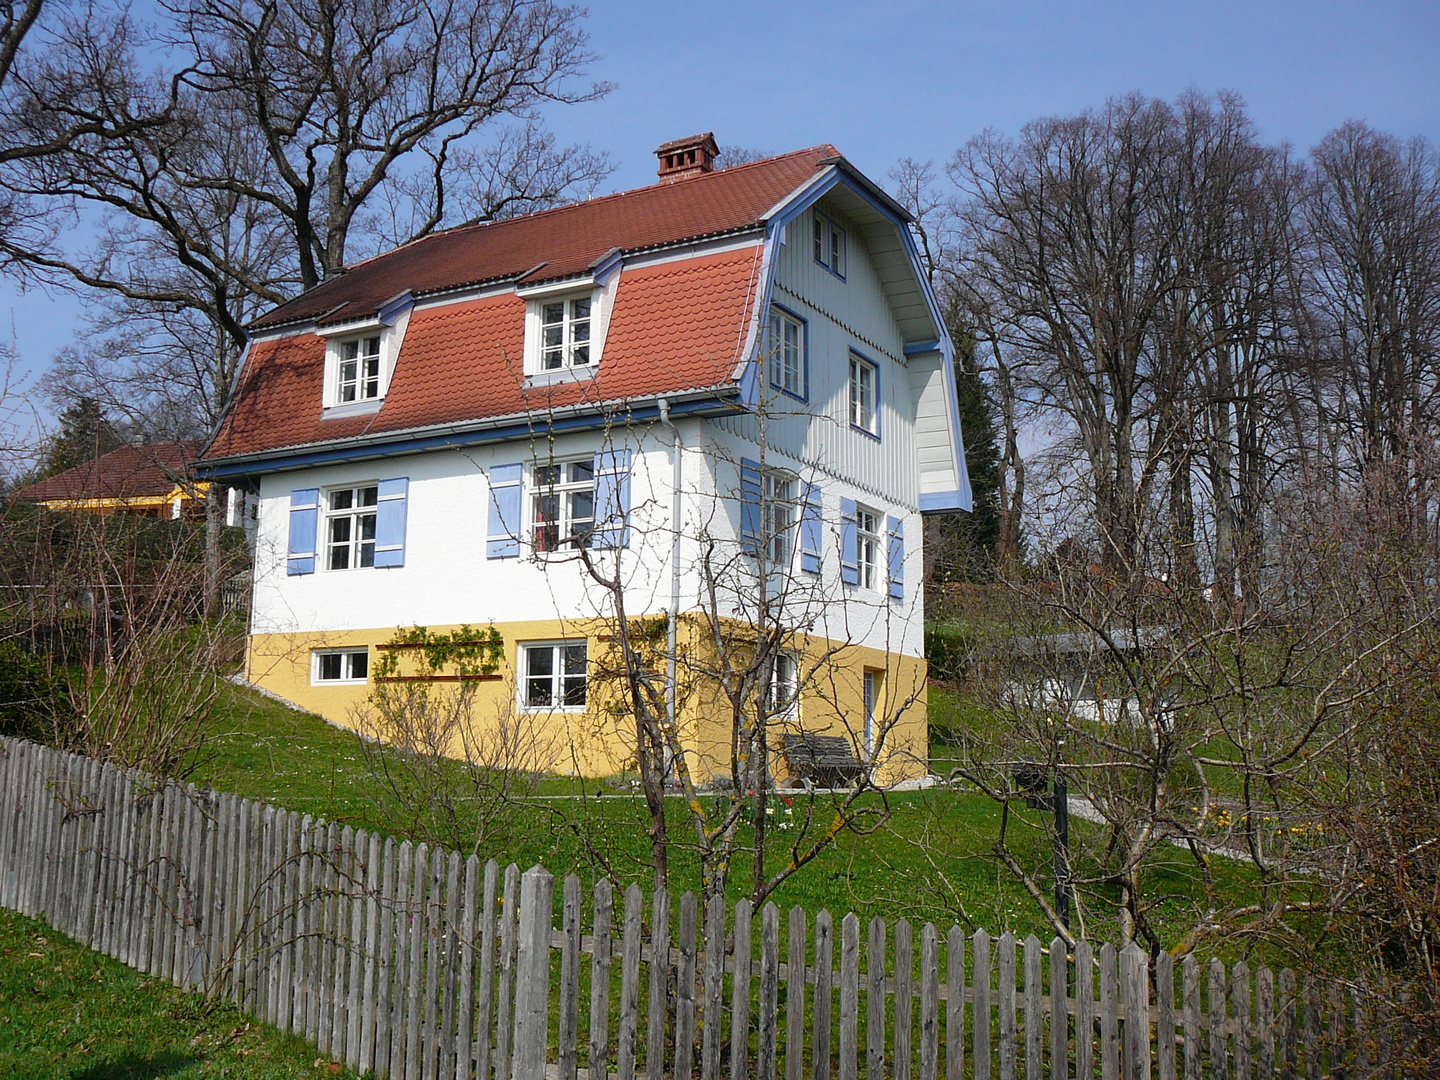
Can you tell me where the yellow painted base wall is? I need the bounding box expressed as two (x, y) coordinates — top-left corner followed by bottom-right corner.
(246, 620), (929, 785)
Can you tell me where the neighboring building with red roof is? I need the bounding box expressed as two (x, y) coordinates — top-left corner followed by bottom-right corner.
(16, 441), (205, 518)
(200, 136), (971, 784)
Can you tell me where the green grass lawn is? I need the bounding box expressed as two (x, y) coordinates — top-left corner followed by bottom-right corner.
(188, 680), (1268, 954)
(0, 674), (1301, 1079)
(0, 907), (355, 1080)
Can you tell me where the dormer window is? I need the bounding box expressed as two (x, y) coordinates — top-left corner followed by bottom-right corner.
(319, 317), (404, 413)
(338, 335), (382, 402)
(541, 296), (592, 370)
(523, 283), (612, 379)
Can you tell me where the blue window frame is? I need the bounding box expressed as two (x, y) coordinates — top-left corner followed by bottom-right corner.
(767, 304), (808, 401)
(813, 211), (846, 279)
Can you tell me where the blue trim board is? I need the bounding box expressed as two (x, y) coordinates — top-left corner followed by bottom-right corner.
(920, 490), (969, 513)
(196, 395), (737, 481)
(590, 247), (624, 284)
(903, 340), (941, 356)
(378, 291), (415, 325)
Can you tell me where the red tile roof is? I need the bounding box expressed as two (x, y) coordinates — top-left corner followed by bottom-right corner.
(15, 441), (201, 503)
(250, 145), (836, 331)
(205, 246), (765, 460)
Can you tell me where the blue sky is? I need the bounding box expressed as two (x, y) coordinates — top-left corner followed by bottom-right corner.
(4, 0), (1438, 423)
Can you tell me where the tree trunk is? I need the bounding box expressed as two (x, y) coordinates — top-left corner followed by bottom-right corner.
(204, 482), (226, 619)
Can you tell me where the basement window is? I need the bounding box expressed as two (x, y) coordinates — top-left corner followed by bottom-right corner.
(313, 649), (369, 684)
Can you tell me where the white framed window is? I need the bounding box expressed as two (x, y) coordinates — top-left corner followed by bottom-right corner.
(768, 307), (806, 399)
(532, 459), (596, 552)
(814, 211), (846, 278)
(337, 335), (382, 402)
(856, 505), (881, 590)
(768, 651), (800, 718)
(521, 640), (588, 710)
(849, 354), (878, 436)
(540, 295), (593, 371)
(313, 648), (369, 684)
(326, 484), (378, 570)
(763, 471), (795, 566)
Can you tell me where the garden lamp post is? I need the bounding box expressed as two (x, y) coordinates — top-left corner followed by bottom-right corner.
(1013, 751), (1072, 929)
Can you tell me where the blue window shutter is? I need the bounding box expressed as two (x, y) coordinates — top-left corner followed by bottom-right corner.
(800, 481), (822, 575)
(740, 458), (762, 556)
(592, 448), (633, 549)
(374, 477), (409, 567)
(487, 463), (523, 559)
(287, 488), (319, 576)
(840, 497), (858, 585)
(887, 514), (905, 600)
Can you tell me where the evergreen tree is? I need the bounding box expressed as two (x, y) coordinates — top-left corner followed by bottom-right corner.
(931, 331), (1003, 582)
(42, 396), (122, 477)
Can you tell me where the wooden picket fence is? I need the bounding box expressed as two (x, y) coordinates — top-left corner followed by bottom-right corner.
(0, 735), (1384, 1079)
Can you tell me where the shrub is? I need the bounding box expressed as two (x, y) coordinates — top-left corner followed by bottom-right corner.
(0, 642), (74, 744)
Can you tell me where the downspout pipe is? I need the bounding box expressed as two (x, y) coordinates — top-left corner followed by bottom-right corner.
(657, 398), (683, 773)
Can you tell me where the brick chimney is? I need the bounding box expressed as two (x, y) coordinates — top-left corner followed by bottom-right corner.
(655, 133), (719, 183)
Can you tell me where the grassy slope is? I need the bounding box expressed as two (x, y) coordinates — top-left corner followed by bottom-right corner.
(1, 680), (1271, 1079)
(0, 908), (355, 1080)
(191, 681), (1254, 950)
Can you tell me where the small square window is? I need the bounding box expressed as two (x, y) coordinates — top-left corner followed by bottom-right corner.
(521, 641), (588, 710)
(849, 355), (878, 436)
(314, 649), (369, 683)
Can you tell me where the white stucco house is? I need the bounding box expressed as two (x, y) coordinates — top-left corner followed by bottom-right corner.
(199, 134), (971, 782)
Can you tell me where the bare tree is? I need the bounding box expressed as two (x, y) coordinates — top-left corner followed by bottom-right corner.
(1304, 122), (1440, 548)
(0, 0), (610, 613)
(948, 96), (1185, 576)
(2, 0), (611, 416)
(508, 385), (924, 905)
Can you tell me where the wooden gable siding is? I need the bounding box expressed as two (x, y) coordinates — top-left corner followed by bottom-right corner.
(909, 350), (964, 501)
(713, 199), (918, 509)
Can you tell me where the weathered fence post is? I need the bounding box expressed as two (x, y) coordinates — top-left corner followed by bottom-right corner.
(591, 877), (615, 1080)
(511, 865), (554, 1080)
(700, 891), (724, 1080)
(1121, 942), (1150, 1080)
(946, 926), (965, 1080)
(558, 873), (582, 1080)
(647, 887), (672, 1080)
(1156, 950), (1176, 1080)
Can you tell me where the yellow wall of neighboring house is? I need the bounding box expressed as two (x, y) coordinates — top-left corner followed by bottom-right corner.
(37, 483), (208, 517)
(246, 618), (930, 786)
